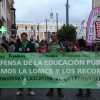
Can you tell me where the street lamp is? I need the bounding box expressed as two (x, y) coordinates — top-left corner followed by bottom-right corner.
(37, 23), (39, 42)
(66, 0), (69, 26)
(11, 8), (16, 37)
(56, 13), (58, 33)
(46, 19), (47, 41)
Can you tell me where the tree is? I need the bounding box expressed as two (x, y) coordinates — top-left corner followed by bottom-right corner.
(57, 24), (77, 43)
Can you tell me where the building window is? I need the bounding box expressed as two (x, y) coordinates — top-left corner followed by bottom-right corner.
(37, 26), (39, 30)
(31, 26), (33, 30)
(25, 26), (27, 30)
(52, 27), (55, 29)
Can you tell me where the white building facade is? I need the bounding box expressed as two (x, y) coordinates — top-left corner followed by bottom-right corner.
(16, 20), (86, 41)
(0, 0), (16, 43)
(16, 10), (86, 41)
(0, 0), (7, 42)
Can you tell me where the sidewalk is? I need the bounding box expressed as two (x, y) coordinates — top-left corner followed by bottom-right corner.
(0, 89), (99, 100)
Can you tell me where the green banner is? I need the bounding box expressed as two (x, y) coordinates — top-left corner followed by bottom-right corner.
(0, 52), (100, 89)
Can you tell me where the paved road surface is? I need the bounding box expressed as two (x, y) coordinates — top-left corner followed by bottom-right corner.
(0, 89), (99, 100)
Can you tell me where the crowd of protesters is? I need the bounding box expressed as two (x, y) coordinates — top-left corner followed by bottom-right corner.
(0, 32), (100, 97)
(0, 36), (100, 54)
(63, 41), (100, 52)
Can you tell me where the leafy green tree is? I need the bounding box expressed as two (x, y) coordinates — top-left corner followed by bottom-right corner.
(57, 24), (77, 43)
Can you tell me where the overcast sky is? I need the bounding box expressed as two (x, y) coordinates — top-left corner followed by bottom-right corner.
(14, 0), (92, 24)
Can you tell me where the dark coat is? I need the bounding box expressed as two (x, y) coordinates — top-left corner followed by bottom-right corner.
(15, 41), (37, 53)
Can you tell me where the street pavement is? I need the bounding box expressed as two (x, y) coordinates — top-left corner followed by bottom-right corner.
(0, 88), (100, 100)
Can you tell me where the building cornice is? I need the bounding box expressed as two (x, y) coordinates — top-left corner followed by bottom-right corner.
(16, 21), (86, 27)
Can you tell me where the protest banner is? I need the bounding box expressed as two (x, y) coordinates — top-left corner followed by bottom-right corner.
(0, 52), (100, 89)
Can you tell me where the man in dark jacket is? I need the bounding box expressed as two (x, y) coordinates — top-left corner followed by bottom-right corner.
(15, 32), (36, 96)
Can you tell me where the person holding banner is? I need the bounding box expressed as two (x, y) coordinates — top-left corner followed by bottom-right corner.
(76, 38), (91, 97)
(46, 33), (64, 97)
(15, 32), (37, 96)
(0, 44), (7, 94)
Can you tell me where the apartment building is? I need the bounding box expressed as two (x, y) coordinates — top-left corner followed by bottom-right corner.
(0, 0), (16, 43)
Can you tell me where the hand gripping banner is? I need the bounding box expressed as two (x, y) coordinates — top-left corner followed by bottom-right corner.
(86, 7), (100, 46)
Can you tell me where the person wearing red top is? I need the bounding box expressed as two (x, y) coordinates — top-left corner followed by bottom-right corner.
(37, 40), (47, 53)
(73, 44), (78, 51)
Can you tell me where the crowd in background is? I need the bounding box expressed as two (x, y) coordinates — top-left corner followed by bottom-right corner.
(0, 38), (100, 53)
